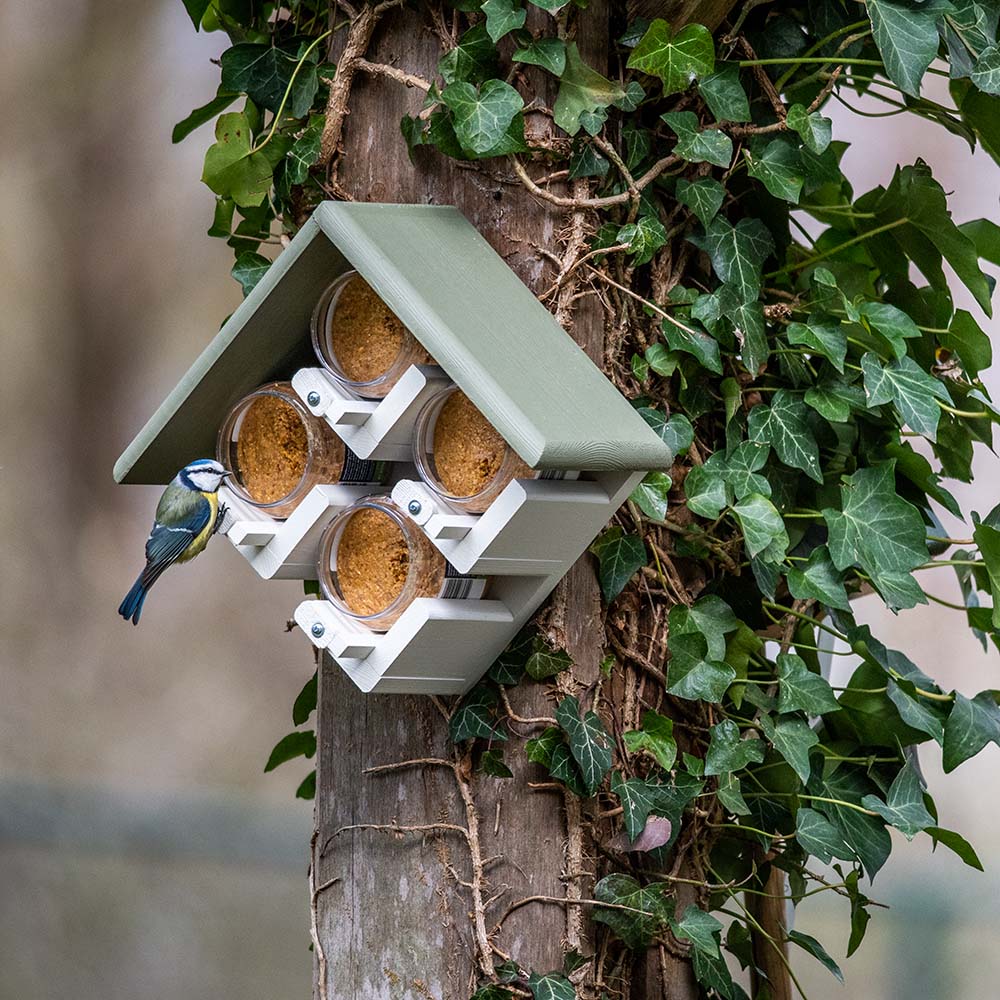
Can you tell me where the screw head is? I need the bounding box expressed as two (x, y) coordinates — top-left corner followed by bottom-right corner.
(310, 622), (325, 638)
(306, 391), (321, 407)
(407, 499), (422, 516)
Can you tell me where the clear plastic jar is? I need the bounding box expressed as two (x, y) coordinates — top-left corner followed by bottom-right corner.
(317, 496), (485, 631)
(217, 381), (386, 519)
(311, 270), (431, 399)
(412, 386), (535, 513)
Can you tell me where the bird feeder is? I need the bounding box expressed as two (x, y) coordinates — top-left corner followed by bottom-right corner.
(115, 203), (673, 694)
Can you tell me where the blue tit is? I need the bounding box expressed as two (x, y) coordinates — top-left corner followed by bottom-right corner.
(118, 458), (231, 625)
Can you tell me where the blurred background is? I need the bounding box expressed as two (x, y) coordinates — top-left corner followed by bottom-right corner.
(1, 2), (997, 998)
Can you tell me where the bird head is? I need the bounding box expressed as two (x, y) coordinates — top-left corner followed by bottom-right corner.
(176, 458), (231, 493)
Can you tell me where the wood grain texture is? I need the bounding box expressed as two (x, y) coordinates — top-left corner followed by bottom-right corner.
(626, 0), (740, 30)
(313, 4), (612, 997)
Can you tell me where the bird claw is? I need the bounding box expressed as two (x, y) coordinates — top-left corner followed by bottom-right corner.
(214, 503), (229, 535)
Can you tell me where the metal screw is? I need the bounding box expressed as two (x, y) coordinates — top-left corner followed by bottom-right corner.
(311, 622), (325, 638)
(306, 391), (321, 407)
(407, 499), (422, 516)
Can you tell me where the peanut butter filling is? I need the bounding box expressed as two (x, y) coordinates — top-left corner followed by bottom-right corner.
(432, 391), (509, 498)
(236, 394), (309, 503)
(329, 275), (408, 383)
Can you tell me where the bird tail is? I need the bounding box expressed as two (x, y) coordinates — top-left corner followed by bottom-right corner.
(118, 574), (148, 625)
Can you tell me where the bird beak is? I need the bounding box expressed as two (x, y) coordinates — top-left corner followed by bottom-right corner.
(222, 470), (235, 479)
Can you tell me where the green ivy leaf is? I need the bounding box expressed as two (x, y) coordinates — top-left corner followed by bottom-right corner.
(286, 114), (325, 184)
(670, 595), (739, 661)
(927, 826), (984, 871)
(295, 770), (316, 800)
(704, 719), (766, 775)
(513, 37), (566, 76)
(438, 24), (498, 85)
(867, 0), (943, 97)
(525, 642), (573, 681)
(662, 110), (733, 167)
(786, 547), (852, 613)
(630, 471), (672, 520)
(173, 90), (240, 143)
(231, 251), (271, 297)
(676, 177), (726, 229)
(201, 112), (273, 207)
(805, 376), (867, 423)
(759, 714), (819, 783)
(481, 0), (526, 42)
(527, 972), (576, 1000)
(556, 695), (612, 795)
(942, 690), (1000, 772)
(292, 671), (318, 726)
(748, 389), (823, 483)
(688, 215), (774, 303)
(824, 461), (929, 591)
(939, 309), (993, 378)
(264, 730), (316, 772)
(593, 874), (672, 949)
(221, 43), (319, 117)
(667, 632), (736, 701)
(861, 761), (934, 838)
(861, 352), (950, 440)
(787, 318), (847, 372)
(971, 44), (1000, 94)
(627, 20), (715, 96)
(612, 772), (663, 841)
(442, 79), (525, 156)
(788, 930), (844, 983)
(887, 677), (946, 745)
(488, 628), (535, 685)
(471, 986), (515, 1000)
(662, 319), (723, 374)
(554, 42), (626, 136)
(525, 726), (562, 767)
(973, 521), (1000, 628)
(638, 407), (694, 455)
(698, 63), (750, 121)
(786, 103), (833, 154)
(670, 904), (723, 957)
(732, 493), (790, 561)
(623, 710), (677, 771)
(590, 527), (646, 600)
(480, 748), (514, 778)
(684, 464), (729, 519)
(745, 138), (805, 203)
(717, 771), (750, 816)
(814, 766), (892, 879)
(548, 742), (587, 797)
(795, 807), (852, 864)
(449, 684), (507, 743)
(777, 652), (842, 715)
(618, 214), (668, 265)
(182, 0), (211, 30)
(691, 947), (735, 998)
(859, 300), (922, 359)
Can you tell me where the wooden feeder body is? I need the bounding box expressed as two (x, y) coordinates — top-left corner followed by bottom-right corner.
(115, 203), (673, 694)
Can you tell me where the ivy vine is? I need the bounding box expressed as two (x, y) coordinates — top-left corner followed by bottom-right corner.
(176, 1), (1000, 997)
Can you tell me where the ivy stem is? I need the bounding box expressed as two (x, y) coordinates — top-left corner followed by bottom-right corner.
(773, 20), (870, 90)
(797, 794), (880, 816)
(935, 398), (994, 419)
(738, 56), (884, 67)
(917, 559), (981, 569)
(762, 601), (846, 641)
(925, 592), (970, 612)
(767, 217), (909, 277)
(254, 29), (332, 153)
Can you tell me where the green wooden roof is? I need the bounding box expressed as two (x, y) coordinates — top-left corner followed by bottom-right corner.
(114, 202), (674, 484)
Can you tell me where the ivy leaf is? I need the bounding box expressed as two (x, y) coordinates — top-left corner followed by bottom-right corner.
(513, 37), (566, 76)
(590, 527), (646, 600)
(704, 719), (765, 775)
(618, 214), (668, 265)
(971, 44), (1000, 94)
(670, 595), (739, 661)
(670, 905), (723, 957)
(286, 114), (325, 184)
(676, 177), (725, 229)
(862, 352), (950, 440)
(942, 690), (1000, 772)
(786, 103), (832, 154)
(747, 389), (823, 482)
(623, 710), (677, 771)
(787, 318), (847, 372)
(805, 376), (867, 423)
(201, 112), (273, 207)
(745, 138), (805, 203)
(471, 986), (515, 1000)
(612, 772), (662, 841)
(795, 807), (852, 864)
(859, 301), (922, 359)
(786, 547), (852, 613)
(292, 671), (318, 726)
(715, 441), (770, 501)
(638, 407), (694, 455)
(173, 91), (240, 143)
(973, 521), (1000, 628)
(626, 20), (715, 96)
(593, 874), (672, 949)
(554, 42), (626, 136)
(788, 930), (844, 983)
(867, 0), (943, 97)
(630, 471), (672, 520)
(688, 215), (774, 303)
(264, 730), (316, 772)
(556, 695), (612, 795)
(814, 766), (892, 879)
(450, 684), (507, 743)
(662, 320), (723, 374)
(481, 0), (526, 42)
(481, 748), (514, 778)
(824, 462), (929, 589)
(438, 24), (498, 85)
(295, 770), (316, 800)
(691, 948), (735, 998)
(220, 43), (319, 117)
(684, 464), (729, 519)
(667, 632), (736, 702)
(732, 493), (790, 562)
(887, 677), (945, 745)
(526, 726), (562, 767)
(698, 63), (750, 121)
(527, 972), (576, 1000)
(442, 79), (525, 156)
(525, 642), (573, 681)
(488, 628), (535, 685)
(927, 826), (984, 871)
(662, 110), (733, 167)
(717, 771), (750, 816)
(861, 761), (934, 838)
(181, 0), (211, 30)
(939, 309), (993, 378)
(759, 714), (819, 783)
(549, 741), (587, 797)
(777, 652), (841, 715)
(231, 251), (271, 297)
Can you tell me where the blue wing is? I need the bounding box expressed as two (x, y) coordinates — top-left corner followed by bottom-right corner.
(141, 495), (213, 589)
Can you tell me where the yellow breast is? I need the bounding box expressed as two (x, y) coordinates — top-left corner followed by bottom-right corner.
(178, 491), (220, 563)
